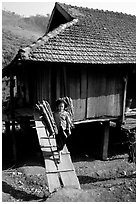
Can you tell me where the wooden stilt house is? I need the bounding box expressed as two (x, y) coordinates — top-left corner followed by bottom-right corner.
(3, 2), (136, 160)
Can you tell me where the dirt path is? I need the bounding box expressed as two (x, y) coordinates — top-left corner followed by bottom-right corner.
(2, 154), (136, 202)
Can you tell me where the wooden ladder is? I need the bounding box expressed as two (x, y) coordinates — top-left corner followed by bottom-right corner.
(34, 112), (80, 193)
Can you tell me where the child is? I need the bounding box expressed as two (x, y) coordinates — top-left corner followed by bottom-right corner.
(54, 99), (72, 160)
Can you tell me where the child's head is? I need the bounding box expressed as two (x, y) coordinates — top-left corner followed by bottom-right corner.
(58, 102), (65, 112)
(56, 99), (66, 112)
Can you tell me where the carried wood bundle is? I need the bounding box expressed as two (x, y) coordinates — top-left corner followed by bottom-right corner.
(36, 100), (58, 137)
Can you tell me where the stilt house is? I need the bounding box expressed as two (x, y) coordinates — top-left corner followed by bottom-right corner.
(3, 2), (136, 160)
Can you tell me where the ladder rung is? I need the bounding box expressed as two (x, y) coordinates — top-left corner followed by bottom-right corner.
(41, 145), (57, 148)
(33, 126), (45, 128)
(42, 148), (57, 152)
(43, 152), (52, 155)
(46, 169), (74, 174)
(43, 152), (59, 157)
(43, 151), (59, 154)
(61, 152), (70, 155)
(40, 137), (55, 139)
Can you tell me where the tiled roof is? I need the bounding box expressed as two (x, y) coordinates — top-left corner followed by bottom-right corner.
(19, 2), (136, 64)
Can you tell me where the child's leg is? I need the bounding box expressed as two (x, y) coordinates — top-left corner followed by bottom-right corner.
(56, 127), (67, 151)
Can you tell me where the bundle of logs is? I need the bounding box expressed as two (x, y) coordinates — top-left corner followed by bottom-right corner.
(36, 97), (74, 137)
(36, 100), (58, 137)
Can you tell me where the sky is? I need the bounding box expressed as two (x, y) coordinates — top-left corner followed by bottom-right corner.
(2, 0), (136, 17)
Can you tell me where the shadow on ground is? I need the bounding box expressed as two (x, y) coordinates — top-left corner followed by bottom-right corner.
(2, 181), (41, 201)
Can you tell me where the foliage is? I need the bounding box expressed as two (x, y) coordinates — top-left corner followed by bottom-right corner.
(2, 10), (50, 68)
(2, 10), (50, 103)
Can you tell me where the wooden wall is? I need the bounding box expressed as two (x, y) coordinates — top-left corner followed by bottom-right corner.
(65, 66), (87, 121)
(25, 64), (52, 106)
(86, 67), (123, 119)
(64, 65), (123, 121)
(20, 62), (124, 121)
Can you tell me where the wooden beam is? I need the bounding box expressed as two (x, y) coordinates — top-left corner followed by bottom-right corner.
(56, 67), (60, 99)
(63, 66), (67, 96)
(102, 121), (110, 160)
(74, 117), (118, 125)
(5, 121), (10, 135)
(10, 75), (14, 119)
(11, 121), (17, 163)
(122, 75), (128, 123)
(48, 68), (52, 104)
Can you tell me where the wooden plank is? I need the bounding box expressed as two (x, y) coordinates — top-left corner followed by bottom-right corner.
(11, 121), (17, 163)
(44, 157), (61, 192)
(34, 121), (47, 143)
(74, 69), (82, 121)
(86, 70), (124, 119)
(46, 169), (74, 174)
(56, 67), (60, 99)
(102, 121), (110, 160)
(58, 145), (80, 189)
(67, 67), (83, 121)
(80, 68), (87, 120)
(42, 138), (61, 192)
(34, 118), (58, 154)
(34, 112), (80, 192)
(74, 117), (118, 124)
(34, 113), (61, 192)
(42, 70), (49, 101)
(60, 171), (80, 189)
(63, 66), (67, 96)
(41, 144), (57, 154)
(116, 75), (124, 116)
(122, 75), (128, 123)
(5, 121), (10, 135)
(87, 70), (96, 118)
(87, 96), (96, 118)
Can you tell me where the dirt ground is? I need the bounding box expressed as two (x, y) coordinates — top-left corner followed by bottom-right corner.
(2, 153), (136, 202)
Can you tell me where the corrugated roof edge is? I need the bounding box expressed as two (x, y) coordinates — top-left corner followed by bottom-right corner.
(18, 18), (78, 60)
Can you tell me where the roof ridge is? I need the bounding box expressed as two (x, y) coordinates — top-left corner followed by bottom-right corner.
(57, 2), (135, 18)
(18, 18), (78, 60)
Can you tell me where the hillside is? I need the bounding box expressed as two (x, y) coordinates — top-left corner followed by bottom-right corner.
(2, 10), (50, 68)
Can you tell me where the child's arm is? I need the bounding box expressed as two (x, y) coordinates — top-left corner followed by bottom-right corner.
(66, 112), (72, 135)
